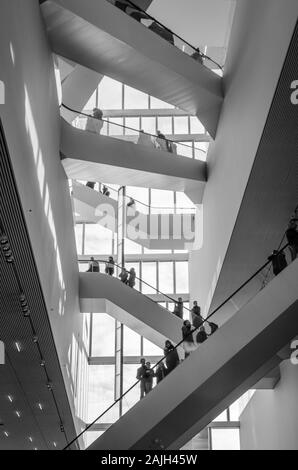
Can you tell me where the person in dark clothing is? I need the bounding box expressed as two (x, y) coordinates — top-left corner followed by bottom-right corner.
(105, 256), (115, 276)
(286, 218), (298, 261)
(163, 340), (180, 373)
(127, 267), (136, 288)
(115, 0), (128, 11)
(196, 326), (208, 344)
(86, 108), (104, 134)
(156, 130), (169, 152)
(167, 140), (175, 153)
(144, 362), (154, 395)
(173, 297), (184, 319)
(155, 362), (167, 384)
(130, 10), (148, 22)
(182, 320), (196, 359)
(191, 301), (204, 329)
(86, 181), (96, 189)
(119, 268), (129, 284)
(113, 0), (148, 22)
(86, 257), (100, 272)
(136, 358), (147, 399)
(268, 250), (287, 276)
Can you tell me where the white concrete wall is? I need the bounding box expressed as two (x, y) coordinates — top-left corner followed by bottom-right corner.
(240, 360), (298, 449)
(189, 0), (298, 316)
(0, 0), (88, 443)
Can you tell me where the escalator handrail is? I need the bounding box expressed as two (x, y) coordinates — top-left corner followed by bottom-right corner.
(64, 242), (290, 450)
(61, 103), (208, 156)
(115, 0), (223, 70)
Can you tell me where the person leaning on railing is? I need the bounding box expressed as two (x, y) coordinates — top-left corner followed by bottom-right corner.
(191, 300), (204, 328)
(127, 267), (136, 288)
(163, 340), (180, 373)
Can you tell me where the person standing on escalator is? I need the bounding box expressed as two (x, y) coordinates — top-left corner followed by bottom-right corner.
(136, 358), (147, 400)
(182, 320), (196, 359)
(191, 301), (204, 329)
(102, 185), (110, 197)
(105, 256), (115, 276)
(137, 129), (155, 148)
(155, 361), (167, 384)
(148, 21), (174, 45)
(86, 107), (104, 135)
(113, 1), (148, 22)
(127, 267), (136, 288)
(119, 267), (129, 284)
(156, 130), (169, 153)
(144, 361), (154, 395)
(191, 46), (204, 65)
(286, 218), (298, 261)
(268, 250), (287, 276)
(173, 297), (184, 319)
(85, 108), (104, 188)
(86, 257), (100, 273)
(86, 181), (96, 189)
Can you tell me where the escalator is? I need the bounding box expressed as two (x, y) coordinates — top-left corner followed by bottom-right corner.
(60, 108), (206, 204)
(41, 0), (223, 138)
(66, 249), (298, 450)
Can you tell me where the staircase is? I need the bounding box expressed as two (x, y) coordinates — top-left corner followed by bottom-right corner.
(86, 259), (298, 450)
(41, 0), (223, 138)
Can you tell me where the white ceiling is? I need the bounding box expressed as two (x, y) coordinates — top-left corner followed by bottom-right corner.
(148, 0), (236, 48)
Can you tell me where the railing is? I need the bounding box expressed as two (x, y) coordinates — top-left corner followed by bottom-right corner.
(105, 0), (223, 72)
(80, 258), (193, 318)
(78, 181), (196, 215)
(65, 240), (295, 450)
(61, 104), (207, 161)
